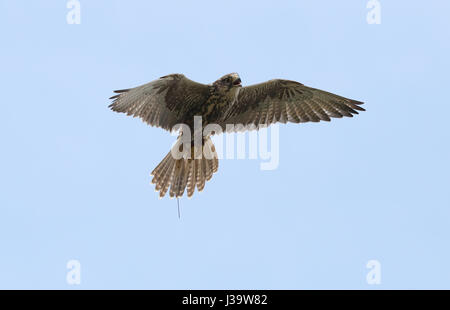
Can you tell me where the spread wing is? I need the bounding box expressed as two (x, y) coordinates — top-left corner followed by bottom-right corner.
(222, 79), (364, 131)
(109, 74), (210, 132)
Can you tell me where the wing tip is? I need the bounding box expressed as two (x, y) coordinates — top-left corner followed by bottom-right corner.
(109, 88), (130, 100)
(107, 102), (116, 109)
(346, 99), (365, 112)
(113, 89), (130, 94)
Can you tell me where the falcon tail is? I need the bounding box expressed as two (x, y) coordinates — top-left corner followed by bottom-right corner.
(151, 137), (218, 198)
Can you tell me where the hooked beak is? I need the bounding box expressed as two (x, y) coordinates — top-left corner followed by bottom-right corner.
(233, 78), (242, 86)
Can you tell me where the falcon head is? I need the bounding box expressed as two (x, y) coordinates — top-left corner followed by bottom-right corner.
(213, 73), (242, 92)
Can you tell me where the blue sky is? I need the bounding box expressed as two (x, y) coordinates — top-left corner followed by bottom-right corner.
(1, 0), (449, 289)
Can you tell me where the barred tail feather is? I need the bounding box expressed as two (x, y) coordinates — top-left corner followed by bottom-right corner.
(150, 138), (219, 198)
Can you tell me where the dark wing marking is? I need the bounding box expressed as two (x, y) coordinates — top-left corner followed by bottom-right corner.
(108, 74), (210, 131)
(222, 79), (364, 131)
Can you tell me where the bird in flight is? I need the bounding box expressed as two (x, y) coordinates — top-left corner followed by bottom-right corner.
(109, 73), (364, 198)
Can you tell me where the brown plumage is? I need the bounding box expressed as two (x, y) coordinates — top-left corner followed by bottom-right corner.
(109, 73), (364, 198)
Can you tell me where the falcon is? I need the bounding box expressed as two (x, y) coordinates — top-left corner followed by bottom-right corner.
(109, 73), (364, 198)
